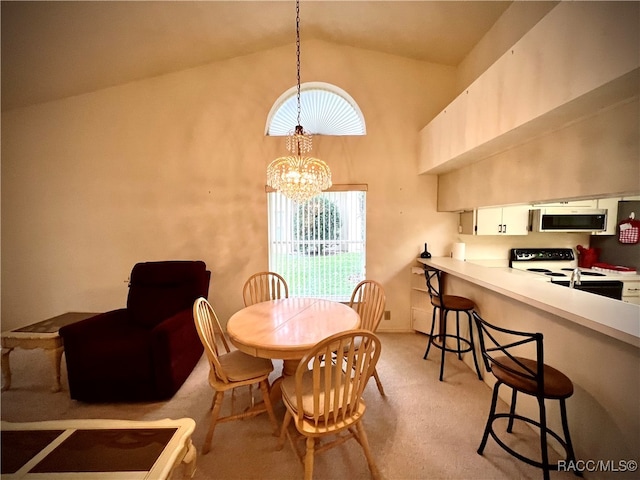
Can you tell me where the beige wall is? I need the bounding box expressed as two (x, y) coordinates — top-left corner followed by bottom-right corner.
(1, 40), (459, 332)
(426, 1), (640, 211)
(3, 3), (636, 333)
(456, 1), (557, 95)
(438, 98), (640, 211)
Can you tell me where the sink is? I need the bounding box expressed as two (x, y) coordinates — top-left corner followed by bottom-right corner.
(551, 280), (623, 300)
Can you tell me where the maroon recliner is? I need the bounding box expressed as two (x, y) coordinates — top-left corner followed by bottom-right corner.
(60, 260), (211, 402)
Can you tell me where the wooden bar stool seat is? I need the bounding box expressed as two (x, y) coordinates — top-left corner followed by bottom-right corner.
(492, 356), (574, 398)
(431, 294), (475, 311)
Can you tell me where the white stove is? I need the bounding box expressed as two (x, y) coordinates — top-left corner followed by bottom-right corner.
(509, 248), (625, 299)
(510, 248), (604, 278)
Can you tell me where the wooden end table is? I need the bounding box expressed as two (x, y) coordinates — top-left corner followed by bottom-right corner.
(1, 312), (98, 392)
(1, 417), (197, 479)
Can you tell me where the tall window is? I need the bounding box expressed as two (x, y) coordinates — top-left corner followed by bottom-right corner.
(266, 83), (366, 301)
(268, 188), (366, 302)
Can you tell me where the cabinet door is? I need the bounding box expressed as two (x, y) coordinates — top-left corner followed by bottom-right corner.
(622, 281), (640, 304)
(475, 207), (503, 235)
(593, 197), (620, 235)
(458, 211), (475, 235)
(501, 205), (530, 235)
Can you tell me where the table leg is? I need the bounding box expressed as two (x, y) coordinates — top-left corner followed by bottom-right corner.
(282, 359), (299, 376)
(1, 347), (13, 391)
(269, 359), (300, 406)
(45, 346), (64, 393)
(182, 439), (197, 478)
(269, 377), (283, 406)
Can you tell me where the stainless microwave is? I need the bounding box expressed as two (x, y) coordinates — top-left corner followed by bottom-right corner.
(530, 208), (607, 232)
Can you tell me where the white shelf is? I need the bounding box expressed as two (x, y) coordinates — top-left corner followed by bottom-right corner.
(410, 266), (433, 334)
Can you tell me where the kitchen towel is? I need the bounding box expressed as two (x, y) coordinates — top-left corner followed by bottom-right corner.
(452, 242), (466, 261)
(618, 217), (640, 244)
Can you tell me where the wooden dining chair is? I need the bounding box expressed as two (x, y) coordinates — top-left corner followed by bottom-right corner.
(242, 271), (289, 307)
(277, 329), (382, 480)
(192, 297), (279, 454)
(349, 280), (386, 395)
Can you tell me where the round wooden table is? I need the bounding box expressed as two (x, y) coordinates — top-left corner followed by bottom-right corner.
(227, 297), (361, 403)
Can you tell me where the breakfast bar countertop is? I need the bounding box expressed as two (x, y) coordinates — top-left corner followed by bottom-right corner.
(417, 257), (640, 347)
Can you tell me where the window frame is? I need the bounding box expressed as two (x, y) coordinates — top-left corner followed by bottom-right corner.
(266, 185), (368, 302)
(265, 82), (366, 136)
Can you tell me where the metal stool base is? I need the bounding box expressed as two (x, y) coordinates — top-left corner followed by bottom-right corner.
(423, 308), (482, 382)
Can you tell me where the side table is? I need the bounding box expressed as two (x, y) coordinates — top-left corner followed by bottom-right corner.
(1, 312), (98, 392)
(1, 417), (197, 479)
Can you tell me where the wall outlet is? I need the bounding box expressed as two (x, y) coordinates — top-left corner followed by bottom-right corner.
(384, 310), (391, 320)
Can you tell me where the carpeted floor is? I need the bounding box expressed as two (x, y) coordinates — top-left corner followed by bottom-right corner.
(2, 332), (558, 479)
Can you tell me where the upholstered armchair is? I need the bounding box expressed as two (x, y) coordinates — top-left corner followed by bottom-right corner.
(60, 260), (211, 402)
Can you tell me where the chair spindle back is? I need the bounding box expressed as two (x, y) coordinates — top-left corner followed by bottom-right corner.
(294, 330), (381, 428)
(243, 272), (289, 307)
(350, 280), (386, 332)
(193, 297), (232, 383)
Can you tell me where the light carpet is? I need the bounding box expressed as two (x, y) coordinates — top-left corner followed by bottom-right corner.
(2, 332), (559, 479)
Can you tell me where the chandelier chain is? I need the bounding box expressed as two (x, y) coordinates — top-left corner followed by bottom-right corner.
(265, 0), (332, 204)
(295, 0), (302, 127)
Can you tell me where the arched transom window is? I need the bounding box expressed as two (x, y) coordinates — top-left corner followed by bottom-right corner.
(266, 82), (366, 136)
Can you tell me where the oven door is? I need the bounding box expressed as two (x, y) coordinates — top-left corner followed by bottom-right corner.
(551, 280), (623, 300)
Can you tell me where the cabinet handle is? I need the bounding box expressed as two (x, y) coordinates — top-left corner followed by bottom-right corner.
(498, 224), (503, 233)
(503, 224), (507, 234)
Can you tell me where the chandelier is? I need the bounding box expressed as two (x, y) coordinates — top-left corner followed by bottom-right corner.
(266, 0), (331, 204)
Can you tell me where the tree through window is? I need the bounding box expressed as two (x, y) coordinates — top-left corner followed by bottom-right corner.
(267, 189), (366, 301)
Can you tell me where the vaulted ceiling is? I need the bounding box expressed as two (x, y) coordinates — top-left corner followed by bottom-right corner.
(1, 1), (513, 111)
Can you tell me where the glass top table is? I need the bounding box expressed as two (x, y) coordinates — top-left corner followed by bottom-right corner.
(1, 418), (197, 479)
(1, 312), (98, 392)
(11, 312), (98, 334)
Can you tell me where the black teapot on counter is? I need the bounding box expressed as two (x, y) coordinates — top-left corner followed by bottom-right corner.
(420, 243), (432, 259)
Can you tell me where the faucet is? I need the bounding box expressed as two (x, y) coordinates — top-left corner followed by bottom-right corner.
(569, 268), (582, 288)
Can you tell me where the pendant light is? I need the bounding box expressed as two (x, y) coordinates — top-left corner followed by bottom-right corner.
(266, 0), (332, 203)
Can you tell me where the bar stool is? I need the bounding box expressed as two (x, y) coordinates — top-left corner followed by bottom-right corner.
(422, 266), (482, 381)
(472, 311), (581, 480)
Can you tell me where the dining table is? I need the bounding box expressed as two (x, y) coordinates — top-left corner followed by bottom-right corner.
(226, 297), (361, 404)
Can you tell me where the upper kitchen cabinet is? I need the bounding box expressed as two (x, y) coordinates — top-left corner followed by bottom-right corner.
(592, 196), (640, 236)
(593, 197), (621, 236)
(423, 2), (640, 212)
(459, 205), (529, 236)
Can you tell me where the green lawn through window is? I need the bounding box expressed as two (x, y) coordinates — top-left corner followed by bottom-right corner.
(271, 252), (365, 301)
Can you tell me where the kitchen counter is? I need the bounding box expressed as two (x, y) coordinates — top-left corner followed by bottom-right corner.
(417, 257), (640, 347)
(417, 256), (640, 475)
